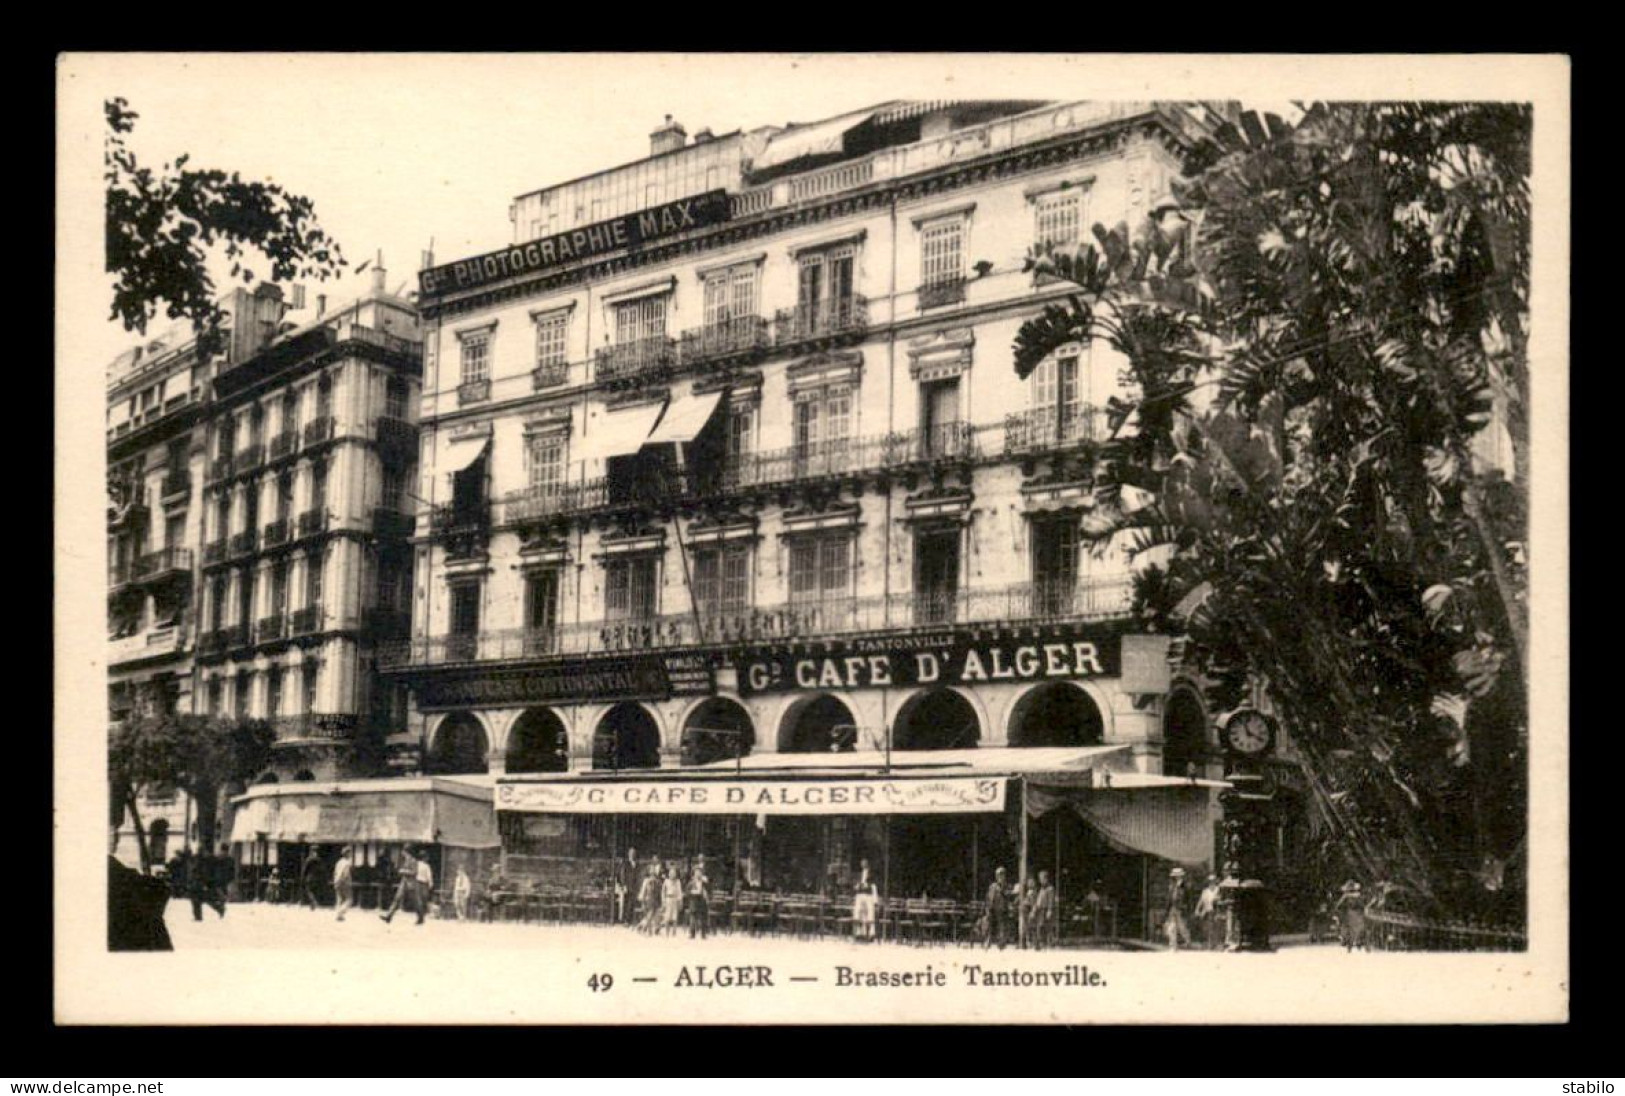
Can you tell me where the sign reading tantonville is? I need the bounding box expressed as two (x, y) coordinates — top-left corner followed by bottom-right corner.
(496, 776), (1007, 816)
(736, 627), (1122, 696)
(419, 190), (732, 300)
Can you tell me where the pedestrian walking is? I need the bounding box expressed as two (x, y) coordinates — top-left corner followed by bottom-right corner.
(379, 849), (418, 924)
(636, 857), (662, 934)
(660, 862), (683, 936)
(1334, 880), (1367, 952)
(982, 867), (1012, 949)
(413, 852), (435, 924)
(453, 866), (472, 921)
(299, 847), (323, 910)
(332, 849), (355, 922)
(852, 859), (879, 942)
(1162, 867), (1193, 951)
(188, 849), (228, 921)
(686, 855), (712, 939)
(1019, 876), (1041, 948)
(1034, 870), (1058, 949)
(614, 847), (640, 925)
(1195, 873), (1223, 950)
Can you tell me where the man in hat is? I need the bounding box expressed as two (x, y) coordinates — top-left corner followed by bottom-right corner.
(1333, 880), (1367, 952)
(686, 854), (712, 940)
(332, 848), (355, 922)
(299, 847), (323, 910)
(1195, 873), (1223, 950)
(380, 848), (417, 924)
(1162, 867), (1192, 951)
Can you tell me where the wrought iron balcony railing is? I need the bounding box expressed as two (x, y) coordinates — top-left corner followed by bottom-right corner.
(229, 529), (258, 557)
(203, 539), (227, 565)
(375, 416), (418, 454)
(296, 509), (329, 538)
(532, 360), (571, 390)
(1003, 405), (1108, 456)
(208, 454), (235, 482)
(290, 604), (322, 636)
(594, 336), (679, 386)
(222, 622), (251, 650)
(679, 315), (770, 367)
(303, 416), (336, 448)
(132, 546), (193, 581)
(235, 443), (265, 473)
(917, 277), (967, 310)
(773, 295), (868, 346)
(361, 605), (411, 639)
(268, 430), (298, 462)
(377, 577), (1135, 669)
(160, 469), (191, 500)
(262, 518), (291, 548)
(256, 613), (286, 644)
(495, 480), (611, 526)
(457, 379), (491, 406)
(347, 324), (423, 361)
(371, 507), (416, 540)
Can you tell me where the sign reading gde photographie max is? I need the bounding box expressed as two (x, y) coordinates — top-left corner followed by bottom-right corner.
(497, 776), (1007, 815)
(735, 628), (1123, 695)
(418, 189), (732, 300)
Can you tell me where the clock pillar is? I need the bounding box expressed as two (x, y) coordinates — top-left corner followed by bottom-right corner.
(1218, 708), (1278, 952)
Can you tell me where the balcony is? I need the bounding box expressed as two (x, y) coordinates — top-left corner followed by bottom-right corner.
(208, 454), (234, 482)
(346, 324), (423, 362)
(375, 416), (418, 455)
(228, 529), (258, 557)
(377, 577), (1136, 670)
(203, 539), (227, 565)
(1003, 404), (1108, 457)
(108, 560), (135, 589)
(303, 415), (336, 448)
(256, 613), (286, 644)
(532, 360), (570, 390)
(296, 509), (329, 539)
(678, 315), (770, 369)
(495, 480), (610, 526)
(198, 628), (228, 656)
(222, 622), (250, 650)
(457, 379), (491, 406)
(362, 605), (411, 639)
(594, 336), (677, 386)
(429, 503), (490, 560)
(262, 518), (291, 548)
(132, 546), (193, 583)
(372, 507), (416, 540)
(773, 295), (868, 348)
(289, 604), (322, 636)
(917, 278), (967, 311)
(235, 443), (265, 473)
(160, 469), (191, 501)
(273, 712), (358, 742)
(268, 429), (298, 463)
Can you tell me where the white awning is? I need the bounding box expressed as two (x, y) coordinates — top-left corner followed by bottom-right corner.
(753, 109), (878, 171)
(580, 402), (665, 465)
(442, 438), (490, 476)
(227, 776), (500, 848)
(643, 391), (722, 448)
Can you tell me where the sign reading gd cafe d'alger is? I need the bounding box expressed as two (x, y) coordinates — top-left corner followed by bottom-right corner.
(735, 627), (1122, 696)
(419, 190), (732, 301)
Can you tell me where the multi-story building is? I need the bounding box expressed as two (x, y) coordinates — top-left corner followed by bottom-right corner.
(391, 100), (1220, 774)
(106, 287), (280, 865)
(192, 268), (423, 784)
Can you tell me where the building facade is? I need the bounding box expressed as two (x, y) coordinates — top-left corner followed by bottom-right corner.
(191, 271), (423, 784)
(388, 101), (1225, 799)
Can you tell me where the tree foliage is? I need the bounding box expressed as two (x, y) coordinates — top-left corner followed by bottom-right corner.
(1015, 103), (1531, 922)
(104, 98), (347, 357)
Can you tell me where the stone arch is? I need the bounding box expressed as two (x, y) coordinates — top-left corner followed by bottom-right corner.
(506, 707), (570, 774)
(680, 697), (756, 766)
(892, 687), (982, 751)
(1162, 686), (1210, 777)
(427, 711), (491, 775)
(592, 702), (662, 770)
(1008, 681), (1106, 747)
(292, 770), (317, 782)
(778, 693), (859, 754)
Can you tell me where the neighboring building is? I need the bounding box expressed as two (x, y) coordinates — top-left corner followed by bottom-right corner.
(388, 99), (1239, 912)
(192, 268), (423, 785)
(106, 288), (276, 867)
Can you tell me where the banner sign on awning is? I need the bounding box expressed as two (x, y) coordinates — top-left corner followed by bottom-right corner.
(736, 628), (1122, 695)
(496, 776), (1006, 816)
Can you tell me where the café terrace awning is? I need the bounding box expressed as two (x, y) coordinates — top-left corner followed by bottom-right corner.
(228, 775), (499, 848)
(641, 390), (722, 450)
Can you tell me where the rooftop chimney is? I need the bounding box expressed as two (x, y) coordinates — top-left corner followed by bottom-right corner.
(371, 250), (387, 296)
(650, 114), (687, 156)
(691, 127), (715, 145)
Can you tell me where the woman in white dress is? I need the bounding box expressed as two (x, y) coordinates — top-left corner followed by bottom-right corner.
(852, 858), (879, 942)
(661, 862), (684, 936)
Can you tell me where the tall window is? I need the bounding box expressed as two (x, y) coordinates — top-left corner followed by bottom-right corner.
(209, 575), (228, 630)
(920, 219), (965, 288)
(164, 513), (185, 551)
(793, 387), (853, 474)
(237, 568), (255, 628)
(167, 438), (188, 475)
(526, 570), (560, 635)
(1034, 190), (1083, 252)
(604, 556), (658, 621)
(460, 334), (490, 385)
(703, 265), (759, 330)
(527, 433), (567, 492)
(788, 535), (851, 604)
(270, 561), (289, 616)
(302, 662), (319, 714)
(612, 295), (666, 346)
(914, 527), (961, 624)
(1031, 516), (1080, 617)
(266, 667), (283, 720)
(693, 543), (750, 614)
(796, 246), (856, 328)
(282, 390), (299, 434)
(216, 496), (231, 543)
(305, 550), (324, 608)
(534, 311), (569, 369)
(248, 404), (264, 448)
(315, 376), (333, 421)
(208, 677), (224, 716)
(728, 404), (755, 465)
(1031, 352), (1089, 443)
(385, 376), (409, 421)
(311, 459), (329, 513)
(920, 378), (962, 457)
(276, 471), (294, 523)
(381, 465), (405, 513)
(448, 580), (480, 661)
(234, 671), (251, 719)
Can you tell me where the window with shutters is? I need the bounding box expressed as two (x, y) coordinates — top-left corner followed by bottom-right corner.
(449, 581), (481, 637)
(693, 543), (750, 614)
(311, 459), (329, 511)
(381, 465), (406, 513)
(920, 219), (965, 287)
(1030, 516), (1080, 617)
(792, 387), (853, 476)
(612, 295), (666, 346)
(1034, 190), (1083, 252)
(527, 433), (567, 492)
(266, 667), (283, 720)
(234, 671), (251, 719)
(604, 556), (659, 621)
(1031, 352), (1091, 444)
(271, 561), (289, 616)
(460, 333), (490, 385)
(526, 569), (560, 634)
(788, 535), (851, 604)
(302, 662), (319, 714)
(703, 265), (760, 330)
(305, 550), (324, 608)
(208, 677), (224, 717)
(534, 310), (569, 369)
(385, 376), (409, 421)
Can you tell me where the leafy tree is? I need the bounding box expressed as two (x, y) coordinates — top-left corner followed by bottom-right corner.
(109, 714), (274, 871)
(1013, 103), (1530, 924)
(104, 98), (347, 357)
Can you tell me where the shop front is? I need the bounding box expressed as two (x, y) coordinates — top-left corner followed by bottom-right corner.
(492, 747), (1225, 944)
(228, 775), (500, 909)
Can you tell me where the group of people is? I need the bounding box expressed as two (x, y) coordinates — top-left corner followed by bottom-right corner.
(1161, 867), (1229, 951)
(619, 849), (714, 938)
(165, 847), (233, 922)
(981, 867), (1060, 949)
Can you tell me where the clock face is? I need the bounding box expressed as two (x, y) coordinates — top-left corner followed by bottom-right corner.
(1225, 711), (1274, 755)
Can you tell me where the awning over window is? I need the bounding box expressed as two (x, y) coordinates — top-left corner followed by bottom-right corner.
(1024, 782), (1219, 866)
(227, 776), (499, 848)
(442, 438), (491, 476)
(643, 391), (723, 449)
(579, 402), (665, 466)
(752, 108), (880, 171)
